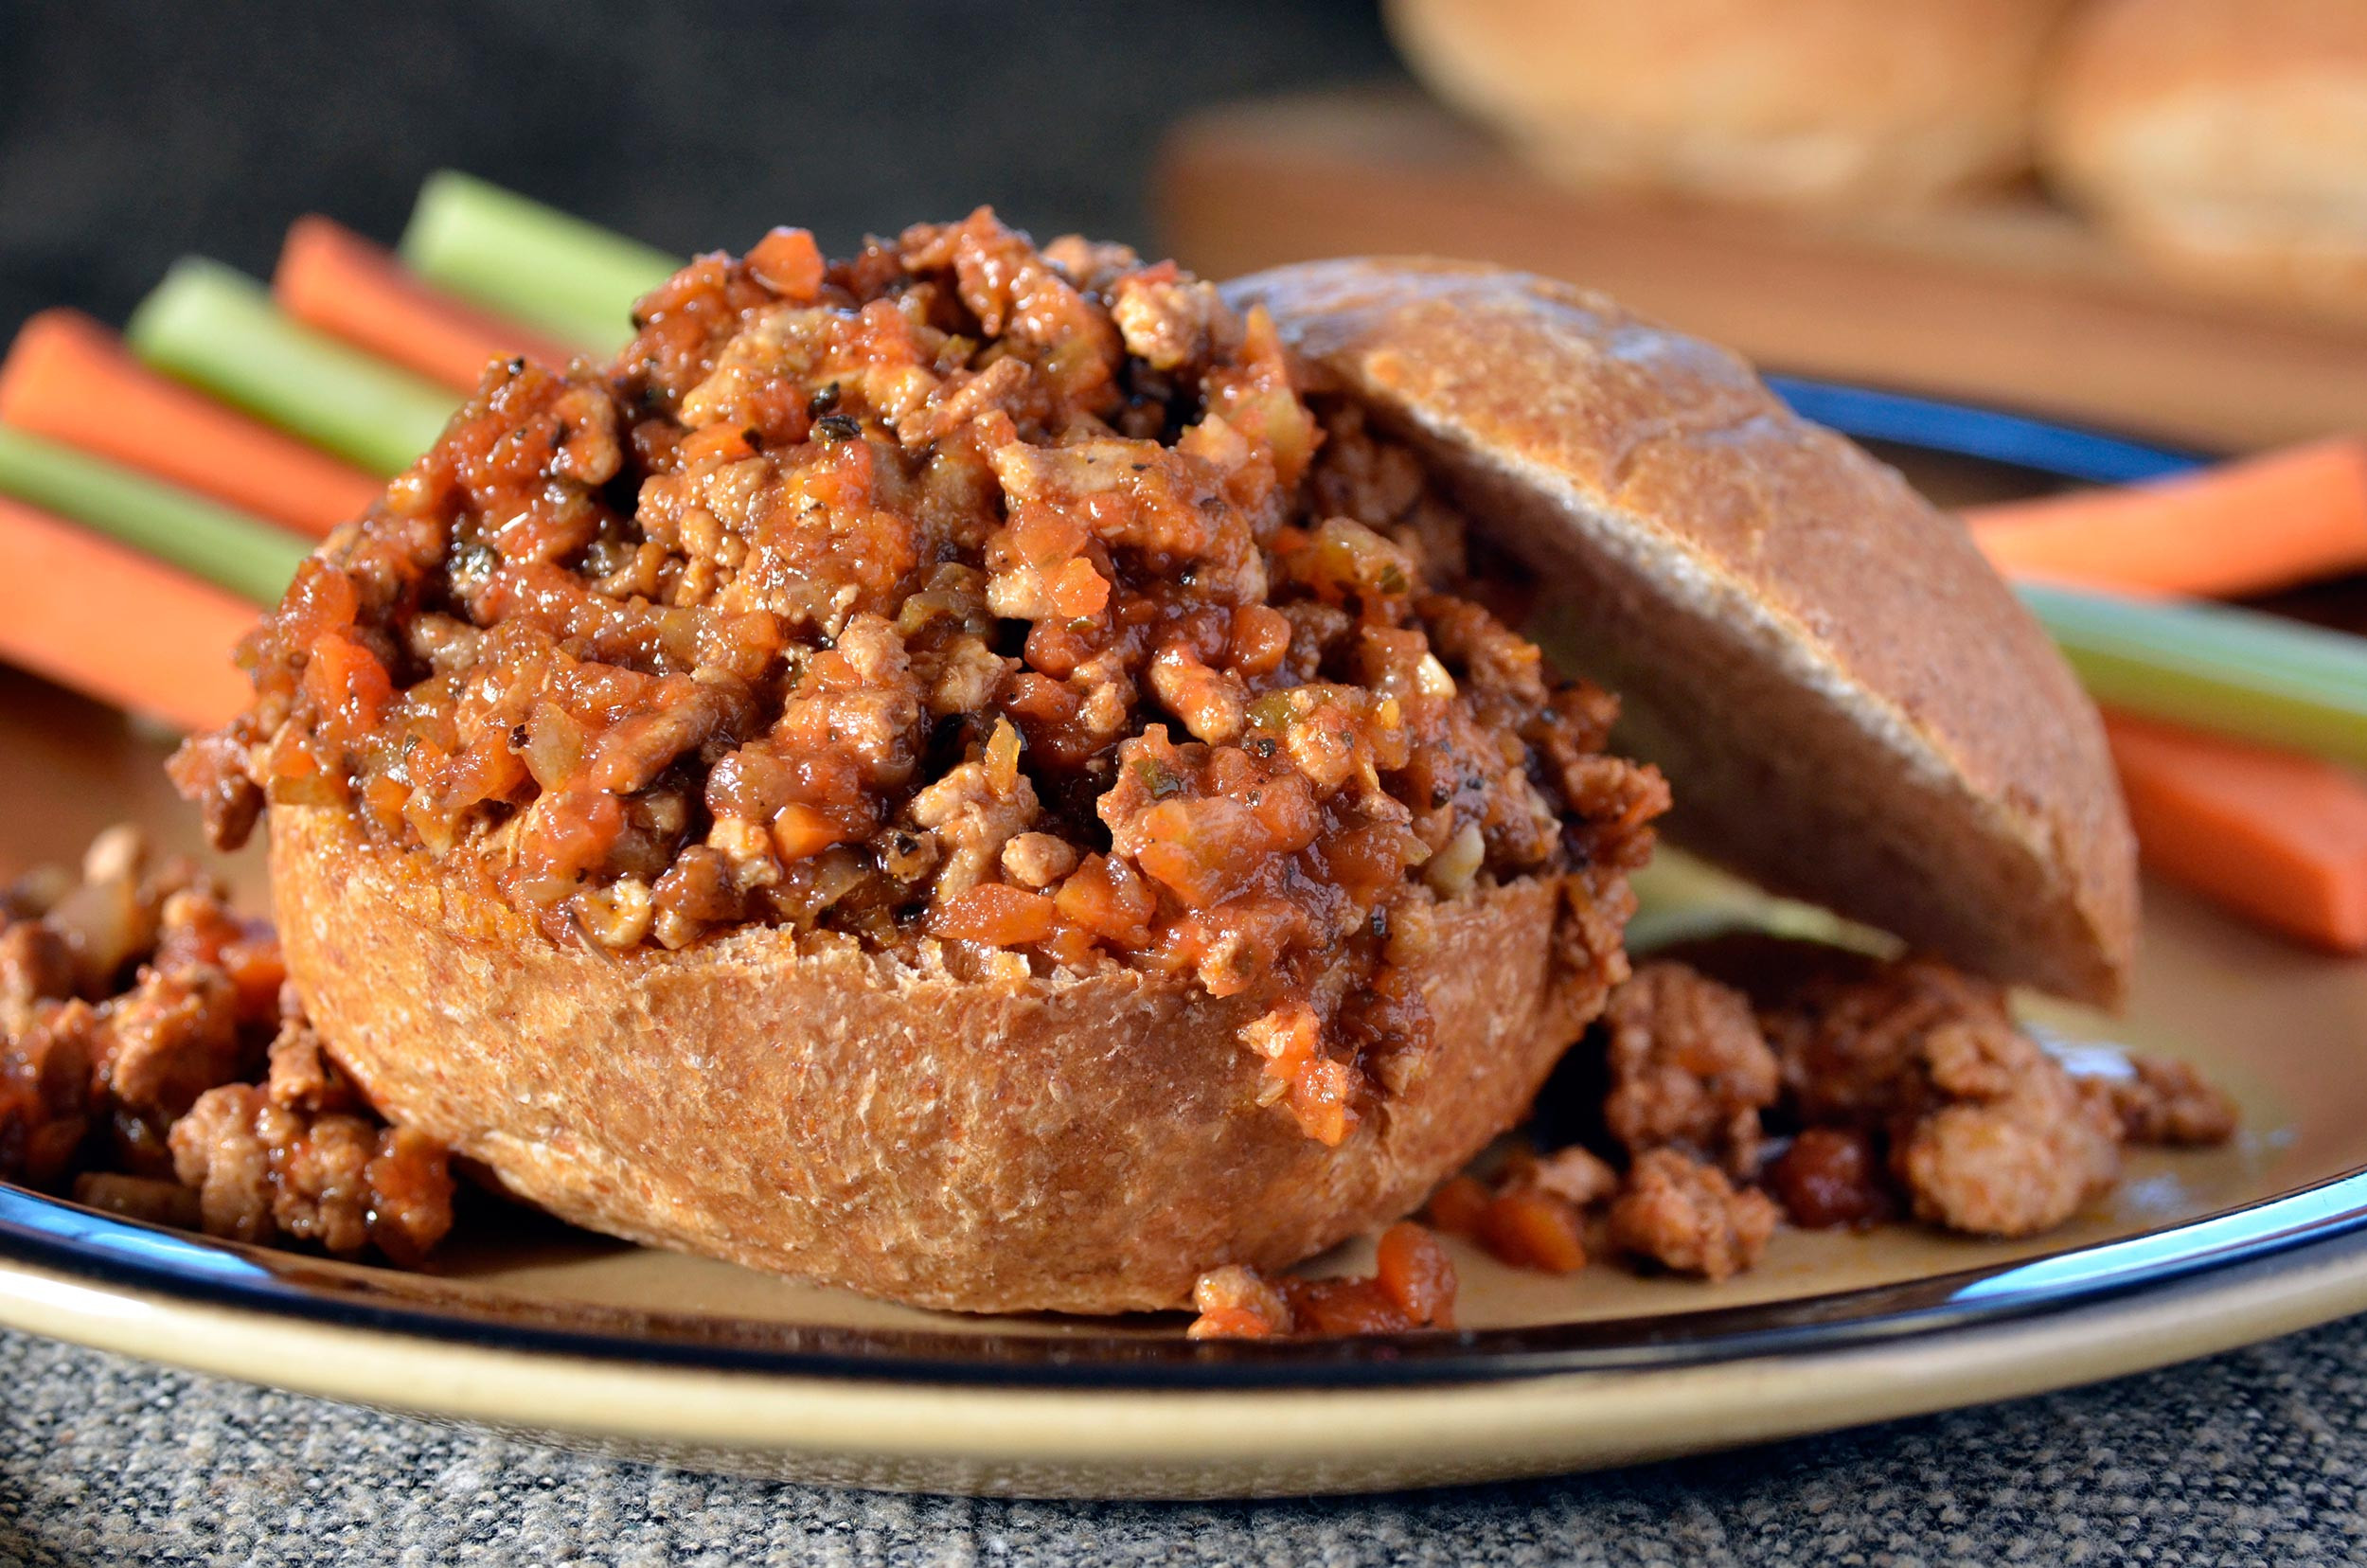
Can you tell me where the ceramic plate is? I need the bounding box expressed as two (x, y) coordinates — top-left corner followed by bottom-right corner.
(2, 412), (2363, 1500)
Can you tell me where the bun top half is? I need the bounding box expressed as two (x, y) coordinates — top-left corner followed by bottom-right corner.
(1230, 258), (2137, 1004)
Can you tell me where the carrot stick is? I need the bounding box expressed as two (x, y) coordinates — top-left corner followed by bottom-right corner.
(1968, 438), (2367, 597)
(0, 308), (378, 540)
(275, 215), (580, 392)
(2104, 712), (2367, 954)
(0, 496), (254, 732)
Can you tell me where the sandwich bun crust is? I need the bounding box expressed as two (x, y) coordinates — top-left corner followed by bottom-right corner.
(1385, 0), (2077, 208)
(271, 804), (1627, 1313)
(1228, 258), (2137, 1006)
(2040, 0), (2367, 320)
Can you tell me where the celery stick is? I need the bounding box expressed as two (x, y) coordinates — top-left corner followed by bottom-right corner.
(0, 426), (306, 603)
(126, 259), (457, 478)
(400, 171), (677, 355)
(2020, 583), (2367, 767)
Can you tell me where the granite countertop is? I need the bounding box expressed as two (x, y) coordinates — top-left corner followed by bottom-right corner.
(4, 1315), (2362, 1565)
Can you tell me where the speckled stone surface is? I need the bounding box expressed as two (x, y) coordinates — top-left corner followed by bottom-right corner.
(2, 1318), (2364, 1565)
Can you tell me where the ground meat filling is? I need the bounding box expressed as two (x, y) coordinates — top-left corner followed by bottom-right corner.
(1764, 955), (2127, 1238)
(0, 829), (454, 1265)
(1600, 960), (1780, 1178)
(169, 1010), (454, 1266)
(1608, 1148), (1780, 1283)
(1659, 949), (2233, 1247)
(2090, 1055), (2240, 1147)
(1299, 947), (2246, 1323)
(170, 212), (1665, 1143)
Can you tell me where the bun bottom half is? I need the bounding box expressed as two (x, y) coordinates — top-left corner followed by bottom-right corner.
(271, 805), (1628, 1313)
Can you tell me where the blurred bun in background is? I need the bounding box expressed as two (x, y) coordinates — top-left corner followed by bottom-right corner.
(1384, 0), (2078, 209)
(2042, 0), (2367, 320)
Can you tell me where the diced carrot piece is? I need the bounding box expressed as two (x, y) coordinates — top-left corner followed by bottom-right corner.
(1424, 1174), (1492, 1237)
(1287, 1054), (1359, 1148)
(1185, 1306), (1277, 1341)
(1050, 556), (1111, 619)
(301, 629), (394, 736)
(770, 803), (845, 863)
(1053, 853), (1156, 941)
(1284, 1278), (1404, 1336)
(1478, 1190), (1588, 1274)
(744, 227), (826, 303)
(678, 422), (758, 466)
(927, 883), (1059, 946)
(1374, 1221), (1458, 1327)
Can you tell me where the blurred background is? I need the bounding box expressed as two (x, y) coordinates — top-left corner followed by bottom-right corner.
(0, 1), (1400, 334)
(10, 0), (2366, 450)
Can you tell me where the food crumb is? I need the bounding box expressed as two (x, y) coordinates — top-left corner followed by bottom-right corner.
(1608, 1148), (1779, 1281)
(1, 828), (456, 1266)
(2091, 1054), (2241, 1147)
(1186, 1221), (1458, 1339)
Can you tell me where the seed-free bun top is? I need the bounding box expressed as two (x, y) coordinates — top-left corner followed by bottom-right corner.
(2040, 0), (2367, 319)
(1229, 258), (2138, 1004)
(1384, 0), (2078, 208)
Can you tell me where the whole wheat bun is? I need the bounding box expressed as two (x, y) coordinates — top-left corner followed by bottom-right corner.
(2040, 0), (2367, 320)
(272, 807), (1623, 1314)
(1227, 258), (2136, 1006)
(1384, 0), (2076, 208)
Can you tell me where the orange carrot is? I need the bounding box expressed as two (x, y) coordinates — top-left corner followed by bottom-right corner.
(0, 496), (254, 732)
(1967, 438), (2367, 597)
(0, 309), (378, 541)
(274, 215), (578, 392)
(2104, 711), (2367, 954)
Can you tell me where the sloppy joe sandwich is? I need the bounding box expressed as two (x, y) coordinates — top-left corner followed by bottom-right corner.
(168, 214), (2135, 1314)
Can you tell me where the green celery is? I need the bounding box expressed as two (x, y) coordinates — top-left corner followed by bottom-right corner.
(400, 170), (677, 355)
(2020, 582), (2367, 767)
(126, 259), (458, 478)
(0, 426), (306, 602)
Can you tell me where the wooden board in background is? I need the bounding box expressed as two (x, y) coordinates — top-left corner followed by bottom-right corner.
(1157, 92), (2367, 453)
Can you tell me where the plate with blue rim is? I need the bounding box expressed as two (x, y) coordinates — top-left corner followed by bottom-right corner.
(1, 385), (2360, 1500)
